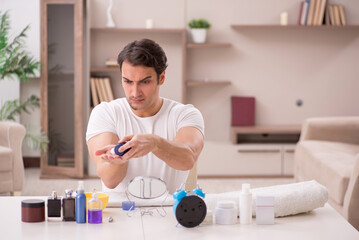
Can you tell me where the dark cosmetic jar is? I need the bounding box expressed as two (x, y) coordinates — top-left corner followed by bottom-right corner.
(21, 199), (45, 222)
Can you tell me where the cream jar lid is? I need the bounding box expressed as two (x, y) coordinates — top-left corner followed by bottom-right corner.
(217, 200), (235, 209)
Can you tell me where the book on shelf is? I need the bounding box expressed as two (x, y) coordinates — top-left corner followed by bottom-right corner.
(312, 0), (322, 25)
(300, 1), (309, 25)
(317, 0), (327, 25)
(298, 1), (304, 25)
(325, 5), (330, 25)
(104, 77), (115, 101)
(339, 5), (347, 26)
(90, 77), (115, 106)
(333, 5), (341, 26)
(105, 57), (118, 67)
(306, 0), (316, 25)
(99, 78), (109, 102)
(90, 77), (99, 106)
(328, 5), (335, 25)
(94, 78), (105, 102)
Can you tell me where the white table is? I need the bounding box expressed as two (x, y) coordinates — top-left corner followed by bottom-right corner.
(2, 196), (358, 240)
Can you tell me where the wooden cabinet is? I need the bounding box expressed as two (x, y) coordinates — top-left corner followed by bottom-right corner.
(198, 125), (301, 177)
(40, 0), (85, 178)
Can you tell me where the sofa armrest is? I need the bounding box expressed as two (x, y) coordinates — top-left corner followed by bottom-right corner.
(0, 121), (26, 191)
(300, 117), (359, 145)
(343, 153), (359, 230)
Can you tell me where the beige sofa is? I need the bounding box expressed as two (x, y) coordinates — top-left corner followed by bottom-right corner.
(294, 116), (359, 230)
(0, 121), (26, 195)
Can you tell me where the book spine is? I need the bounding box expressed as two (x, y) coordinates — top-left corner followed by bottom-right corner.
(339, 5), (347, 26)
(313, 0), (322, 25)
(104, 77), (115, 101)
(298, 2), (305, 25)
(90, 77), (99, 106)
(100, 77), (109, 102)
(307, 0), (316, 26)
(317, 0), (327, 25)
(328, 5), (335, 26)
(333, 5), (341, 26)
(301, 2), (309, 25)
(95, 78), (105, 102)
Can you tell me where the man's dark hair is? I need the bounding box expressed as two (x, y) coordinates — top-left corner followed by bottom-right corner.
(117, 39), (168, 82)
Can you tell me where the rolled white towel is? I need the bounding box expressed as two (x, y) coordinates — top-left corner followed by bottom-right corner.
(204, 180), (328, 217)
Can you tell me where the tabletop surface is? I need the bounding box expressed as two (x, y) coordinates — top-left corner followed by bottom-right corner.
(2, 196), (358, 240)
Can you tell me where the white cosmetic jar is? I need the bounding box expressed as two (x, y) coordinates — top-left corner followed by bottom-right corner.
(215, 200), (237, 225)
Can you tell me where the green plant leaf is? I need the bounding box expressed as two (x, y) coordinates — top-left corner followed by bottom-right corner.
(0, 11), (40, 82)
(188, 18), (211, 29)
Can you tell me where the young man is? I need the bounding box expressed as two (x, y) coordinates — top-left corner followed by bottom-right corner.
(86, 39), (204, 193)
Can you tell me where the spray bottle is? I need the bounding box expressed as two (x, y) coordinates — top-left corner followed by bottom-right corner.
(76, 181), (86, 223)
(239, 183), (252, 224)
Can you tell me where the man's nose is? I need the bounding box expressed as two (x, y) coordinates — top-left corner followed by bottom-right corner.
(132, 84), (141, 97)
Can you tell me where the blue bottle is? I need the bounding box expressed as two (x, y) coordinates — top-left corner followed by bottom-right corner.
(76, 181), (86, 223)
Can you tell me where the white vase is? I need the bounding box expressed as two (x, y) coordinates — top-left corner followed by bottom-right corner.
(191, 29), (207, 43)
(106, 0), (115, 28)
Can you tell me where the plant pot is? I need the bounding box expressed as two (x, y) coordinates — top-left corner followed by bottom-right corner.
(191, 29), (207, 43)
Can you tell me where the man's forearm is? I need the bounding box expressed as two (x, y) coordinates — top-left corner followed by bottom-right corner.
(96, 160), (128, 189)
(151, 127), (204, 171)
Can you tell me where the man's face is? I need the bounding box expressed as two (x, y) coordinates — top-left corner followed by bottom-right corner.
(121, 61), (165, 116)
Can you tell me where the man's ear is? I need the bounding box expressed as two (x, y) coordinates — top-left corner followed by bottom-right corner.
(159, 71), (165, 85)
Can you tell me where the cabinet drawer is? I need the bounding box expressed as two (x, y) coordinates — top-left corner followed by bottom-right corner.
(282, 146), (295, 175)
(198, 142), (282, 176)
(235, 148), (282, 175)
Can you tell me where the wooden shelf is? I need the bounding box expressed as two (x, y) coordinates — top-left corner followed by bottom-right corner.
(187, 43), (231, 48)
(91, 27), (185, 33)
(232, 125), (301, 134)
(187, 80), (231, 87)
(231, 24), (359, 30)
(231, 125), (301, 145)
(91, 67), (120, 73)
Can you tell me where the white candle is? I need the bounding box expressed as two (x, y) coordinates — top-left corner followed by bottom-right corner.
(145, 19), (153, 29)
(280, 12), (288, 25)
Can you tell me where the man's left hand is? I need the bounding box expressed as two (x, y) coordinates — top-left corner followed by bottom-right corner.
(117, 134), (158, 160)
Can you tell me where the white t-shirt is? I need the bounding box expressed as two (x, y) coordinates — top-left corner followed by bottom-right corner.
(86, 98), (204, 193)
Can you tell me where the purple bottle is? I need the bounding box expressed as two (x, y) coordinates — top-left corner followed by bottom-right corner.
(88, 192), (102, 224)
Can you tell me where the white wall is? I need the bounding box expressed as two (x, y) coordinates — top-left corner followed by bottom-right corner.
(1, 0), (40, 156)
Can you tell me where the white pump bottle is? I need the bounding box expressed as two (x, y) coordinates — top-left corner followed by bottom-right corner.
(239, 183), (252, 224)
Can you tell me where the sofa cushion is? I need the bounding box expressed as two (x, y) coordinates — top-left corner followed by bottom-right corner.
(0, 146), (12, 171)
(295, 140), (359, 206)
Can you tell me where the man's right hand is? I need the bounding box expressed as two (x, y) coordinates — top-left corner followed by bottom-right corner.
(87, 132), (129, 189)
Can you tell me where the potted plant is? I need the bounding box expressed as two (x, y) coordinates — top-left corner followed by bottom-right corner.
(0, 11), (48, 152)
(188, 18), (211, 44)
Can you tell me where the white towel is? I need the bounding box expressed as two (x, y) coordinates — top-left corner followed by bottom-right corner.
(204, 180), (328, 217)
(107, 180), (328, 218)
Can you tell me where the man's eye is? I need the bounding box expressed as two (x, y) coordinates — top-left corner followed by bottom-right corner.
(143, 80), (150, 84)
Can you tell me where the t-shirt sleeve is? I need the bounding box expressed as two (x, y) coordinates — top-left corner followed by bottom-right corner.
(176, 104), (205, 136)
(86, 102), (117, 142)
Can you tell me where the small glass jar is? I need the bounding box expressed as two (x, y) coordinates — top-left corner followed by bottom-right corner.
(88, 192), (102, 224)
(62, 189), (75, 221)
(47, 191), (61, 218)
